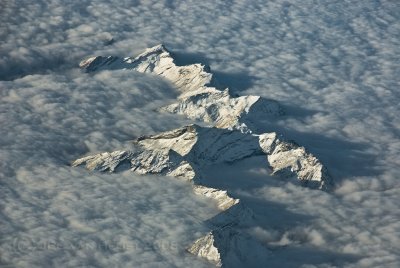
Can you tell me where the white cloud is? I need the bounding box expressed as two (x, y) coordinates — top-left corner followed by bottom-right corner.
(0, 70), (204, 266)
(1, 0), (400, 267)
(1, 166), (216, 267)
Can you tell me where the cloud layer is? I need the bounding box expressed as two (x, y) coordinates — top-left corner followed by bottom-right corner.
(1, 0), (399, 267)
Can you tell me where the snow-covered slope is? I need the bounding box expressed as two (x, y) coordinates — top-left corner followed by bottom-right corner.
(2, 1), (400, 267)
(80, 45), (282, 131)
(72, 125), (259, 266)
(74, 105), (331, 267)
(73, 124), (331, 189)
(74, 45), (334, 266)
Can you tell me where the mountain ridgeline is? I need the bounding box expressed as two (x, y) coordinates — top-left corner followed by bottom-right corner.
(74, 45), (333, 267)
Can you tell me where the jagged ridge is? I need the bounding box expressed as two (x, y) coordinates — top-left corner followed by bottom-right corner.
(73, 124), (331, 189)
(72, 124), (332, 266)
(74, 45), (333, 266)
(79, 44), (282, 131)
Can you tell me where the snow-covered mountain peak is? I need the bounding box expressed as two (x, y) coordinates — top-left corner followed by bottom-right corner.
(73, 45), (333, 266)
(79, 44), (282, 132)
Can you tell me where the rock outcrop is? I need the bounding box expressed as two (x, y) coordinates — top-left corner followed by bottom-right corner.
(72, 124), (332, 266)
(73, 124), (331, 190)
(79, 45), (282, 131)
(74, 45), (333, 266)
(259, 133), (332, 190)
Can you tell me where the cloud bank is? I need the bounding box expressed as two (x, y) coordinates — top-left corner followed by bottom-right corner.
(1, 0), (399, 267)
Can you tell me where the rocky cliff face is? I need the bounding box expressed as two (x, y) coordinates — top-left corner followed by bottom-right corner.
(80, 44), (282, 132)
(73, 124), (331, 190)
(74, 45), (333, 267)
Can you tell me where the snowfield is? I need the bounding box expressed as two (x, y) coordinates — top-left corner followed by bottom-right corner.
(1, 0), (399, 267)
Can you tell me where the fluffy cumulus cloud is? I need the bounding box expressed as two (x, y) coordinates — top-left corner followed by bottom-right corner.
(1, 0), (400, 267)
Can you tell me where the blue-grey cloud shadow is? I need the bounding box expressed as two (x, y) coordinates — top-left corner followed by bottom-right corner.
(197, 155), (362, 267)
(171, 49), (381, 182)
